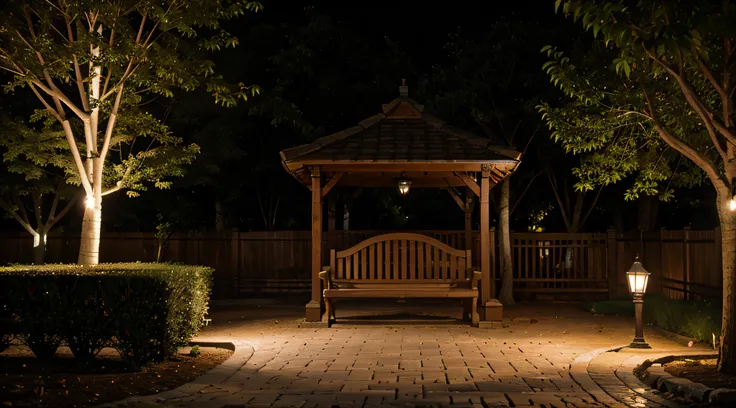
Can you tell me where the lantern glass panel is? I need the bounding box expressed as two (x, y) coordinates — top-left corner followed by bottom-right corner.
(626, 271), (649, 295)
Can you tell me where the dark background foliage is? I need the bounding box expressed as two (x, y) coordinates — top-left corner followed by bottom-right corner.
(0, 0), (720, 235)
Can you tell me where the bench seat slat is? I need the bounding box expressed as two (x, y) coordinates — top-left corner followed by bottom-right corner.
(324, 288), (477, 299)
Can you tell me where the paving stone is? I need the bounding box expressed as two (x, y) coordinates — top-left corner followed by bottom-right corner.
(107, 302), (714, 408)
(272, 395), (308, 408)
(475, 380), (531, 393)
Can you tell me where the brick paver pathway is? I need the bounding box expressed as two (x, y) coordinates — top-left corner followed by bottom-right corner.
(135, 300), (708, 408)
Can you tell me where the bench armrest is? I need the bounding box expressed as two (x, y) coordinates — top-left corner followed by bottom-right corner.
(471, 270), (482, 290)
(318, 266), (333, 289)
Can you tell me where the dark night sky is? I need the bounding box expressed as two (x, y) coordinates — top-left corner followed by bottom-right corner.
(253, 1), (562, 68)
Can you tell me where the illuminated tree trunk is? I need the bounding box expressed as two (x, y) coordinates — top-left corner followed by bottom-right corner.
(78, 158), (104, 265)
(32, 230), (47, 265)
(718, 193), (736, 372)
(78, 197), (102, 265)
(498, 178), (515, 305)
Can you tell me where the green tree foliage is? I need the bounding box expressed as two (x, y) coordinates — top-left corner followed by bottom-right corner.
(541, 0), (736, 373)
(538, 43), (701, 201)
(0, 115), (79, 263)
(0, 0), (262, 264)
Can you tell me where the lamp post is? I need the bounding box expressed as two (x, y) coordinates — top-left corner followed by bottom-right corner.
(626, 256), (651, 349)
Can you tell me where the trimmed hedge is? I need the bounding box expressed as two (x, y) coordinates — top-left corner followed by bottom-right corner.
(583, 295), (722, 343)
(0, 263), (213, 366)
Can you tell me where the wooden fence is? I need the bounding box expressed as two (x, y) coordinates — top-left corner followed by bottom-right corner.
(0, 228), (722, 301)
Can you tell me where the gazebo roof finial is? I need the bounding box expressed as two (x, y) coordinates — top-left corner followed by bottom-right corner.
(399, 78), (408, 96)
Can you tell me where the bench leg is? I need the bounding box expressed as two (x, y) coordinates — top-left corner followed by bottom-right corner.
(322, 299), (332, 326)
(463, 299), (472, 321)
(322, 299), (337, 326)
(470, 297), (479, 326)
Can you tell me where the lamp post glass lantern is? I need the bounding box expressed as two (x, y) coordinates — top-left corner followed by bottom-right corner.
(626, 256), (651, 349)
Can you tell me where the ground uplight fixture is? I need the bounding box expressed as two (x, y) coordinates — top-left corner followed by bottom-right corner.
(626, 256), (651, 349)
(729, 195), (736, 211)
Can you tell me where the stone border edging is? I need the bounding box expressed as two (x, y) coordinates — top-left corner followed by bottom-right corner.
(634, 353), (736, 406)
(614, 355), (686, 408)
(96, 340), (254, 408)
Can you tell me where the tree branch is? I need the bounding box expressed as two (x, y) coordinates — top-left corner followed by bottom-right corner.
(101, 164), (133, 196)
(32, 80), (88, 120)
(0, 197), (36, 236)
(510, 171), (542, 215)
(579, 186), (603, 228)
(73, 56), (91, 112)
(643, 45), (736, 152)
(31, 191), (43, 228)
(695, 54), (729, 103)
(60, 119), (93, 196)
(656, 123), (726, 187)
(546, 170), (572, 231)
(11, 195), (31, 227)
(641, 87), (726, 187)
(47, 179), (63, 222)
(29, 82), (63, 122)
(47, 193), (79, 229)
(99, 82), (124, 161)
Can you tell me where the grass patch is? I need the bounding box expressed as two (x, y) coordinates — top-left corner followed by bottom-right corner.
(583, 295), (721, 343)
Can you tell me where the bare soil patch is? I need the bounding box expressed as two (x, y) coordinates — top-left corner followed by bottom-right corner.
(0, 344), (232, 407)
(665, 358), (736, 390)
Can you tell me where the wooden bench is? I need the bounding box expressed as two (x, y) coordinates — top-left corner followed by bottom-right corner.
(318, 233), (481, 326)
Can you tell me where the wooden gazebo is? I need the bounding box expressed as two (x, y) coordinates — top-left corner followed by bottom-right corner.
(280, 82), (520, 324)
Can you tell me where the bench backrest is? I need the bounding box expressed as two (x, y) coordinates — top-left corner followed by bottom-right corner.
(329, 233), (472, 282)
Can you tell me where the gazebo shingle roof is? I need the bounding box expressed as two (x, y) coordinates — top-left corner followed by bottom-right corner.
(280, 84), (521, 187)
(289, 117), (518, 163)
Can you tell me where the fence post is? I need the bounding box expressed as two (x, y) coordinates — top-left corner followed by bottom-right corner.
(606, 228), (618, 299)
(683, 226), (690, 300)
(229, 229), (240, 298)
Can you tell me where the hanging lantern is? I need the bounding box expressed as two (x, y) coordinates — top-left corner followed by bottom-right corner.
(398, 179), (412, 195)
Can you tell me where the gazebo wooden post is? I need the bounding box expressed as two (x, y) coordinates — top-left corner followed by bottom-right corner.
(327, 196), (337, 251)
(306, 166), (323, 322)
(464, 188), (473, 251)
(479, 167), (491, 320)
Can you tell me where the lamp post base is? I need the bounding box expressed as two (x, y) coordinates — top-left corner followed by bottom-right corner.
(629, 337), (651, 349)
